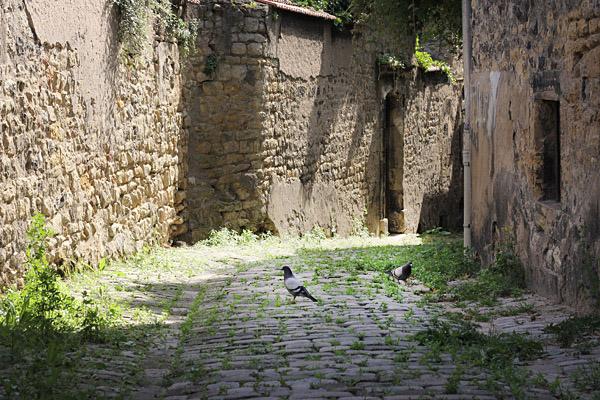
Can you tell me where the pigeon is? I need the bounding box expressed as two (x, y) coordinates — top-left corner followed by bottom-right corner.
(281, 266), (318, 302)
(386, 261), (412, 282)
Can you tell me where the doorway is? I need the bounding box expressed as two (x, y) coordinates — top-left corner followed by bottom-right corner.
(382, 94), (405, 233)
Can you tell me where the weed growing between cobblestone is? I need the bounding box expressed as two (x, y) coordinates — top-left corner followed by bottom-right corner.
(572, 361), (600, 394)
(413, 317), (544, 398)
(544, 314), (600, 347)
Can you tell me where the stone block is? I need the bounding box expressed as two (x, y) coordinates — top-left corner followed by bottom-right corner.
(231, 43), (247, 56)
(246, 43), (263, 57)
(244, 17), (259, 32)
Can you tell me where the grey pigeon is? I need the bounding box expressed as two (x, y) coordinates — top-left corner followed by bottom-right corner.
(281, 266), (318, 302)
(386, 261), (412, 282)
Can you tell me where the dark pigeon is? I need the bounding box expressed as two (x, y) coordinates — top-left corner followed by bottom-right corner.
(386, 261), (412, 282)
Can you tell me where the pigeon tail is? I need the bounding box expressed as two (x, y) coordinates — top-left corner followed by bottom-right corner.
(298, 286), (318, 302)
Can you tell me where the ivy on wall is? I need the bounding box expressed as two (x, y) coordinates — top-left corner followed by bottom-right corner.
(113, 0), (199, 59)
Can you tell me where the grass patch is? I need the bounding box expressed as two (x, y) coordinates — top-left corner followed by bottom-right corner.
(447, 236), (526, 305)
(350, 341), (365, 350)
(0, 214), (123, 398)
(544, 315), (600, 347)
(572, 361), (600, 393)
(413, 317), (543, 398)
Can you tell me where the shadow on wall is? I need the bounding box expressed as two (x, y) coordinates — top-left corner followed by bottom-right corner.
(302, 27), (382, 234)
(417, 90), (463, 232)
(266, 14), (381, 236)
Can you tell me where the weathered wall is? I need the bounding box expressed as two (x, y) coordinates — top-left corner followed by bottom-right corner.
(0, 0), (184, 286)
(384, 70), (463, 233)
(470, 0), (600, 311)
(0, 0), (465, 286)
(182, 1), (272, 241)
(182, 1), (382, 239)
(261, 14), (382, 236)
(182, 0), (463, 239)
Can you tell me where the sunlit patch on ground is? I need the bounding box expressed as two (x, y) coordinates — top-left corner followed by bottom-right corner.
(1, 230), (598, 399)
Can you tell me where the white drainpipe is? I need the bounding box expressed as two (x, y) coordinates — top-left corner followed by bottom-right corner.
(462, 0), (472, 248)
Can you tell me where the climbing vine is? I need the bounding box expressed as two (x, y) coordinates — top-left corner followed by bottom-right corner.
(113, 0), (199, 59)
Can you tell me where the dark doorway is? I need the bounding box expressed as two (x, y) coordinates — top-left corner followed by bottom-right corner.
(534, 99), (561, 202)
(382, 94), (405, 233)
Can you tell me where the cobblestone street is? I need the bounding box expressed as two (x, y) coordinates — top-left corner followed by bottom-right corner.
(2, 235), (599, 399)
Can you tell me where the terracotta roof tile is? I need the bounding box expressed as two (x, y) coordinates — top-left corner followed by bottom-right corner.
(186, 0), (336, 21)
(255, 0), (336, 20)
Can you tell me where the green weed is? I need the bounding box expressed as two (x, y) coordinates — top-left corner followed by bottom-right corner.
(544, 315), (600, 347)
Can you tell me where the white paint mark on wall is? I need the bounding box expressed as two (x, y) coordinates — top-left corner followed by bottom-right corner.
(486, 71), (501, 137)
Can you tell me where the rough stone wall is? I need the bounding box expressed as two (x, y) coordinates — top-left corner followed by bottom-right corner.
(0, 0), (184, 286)
(385, 70), (463, 233)
(470, 0), (600, 311)
(182, 1), (383, 239)
(182, 1), (271, 241)
(261, 14), (382, 236)
(182, 0), (464, 240)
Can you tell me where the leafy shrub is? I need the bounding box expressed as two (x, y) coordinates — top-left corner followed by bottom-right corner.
(0, 213), (118, 343)
(415, 37), (455, 83)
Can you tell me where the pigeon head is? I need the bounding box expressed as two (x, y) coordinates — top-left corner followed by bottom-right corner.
(281, 265), (293, 277)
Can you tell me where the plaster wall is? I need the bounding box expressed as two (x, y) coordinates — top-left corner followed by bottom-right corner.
(470, 0), (600, 311)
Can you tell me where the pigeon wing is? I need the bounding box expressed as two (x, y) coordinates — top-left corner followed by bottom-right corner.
(285, 276), (302, 290)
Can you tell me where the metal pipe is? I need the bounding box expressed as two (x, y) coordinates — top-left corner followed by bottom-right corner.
(462, 0), (472, 248)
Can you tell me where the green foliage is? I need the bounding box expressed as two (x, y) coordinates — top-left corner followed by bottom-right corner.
(113, 0), (147, 57)
(350, 340), (365, 350)
(377, 53), (407, 70)
(544, 315), (600, 347)
(113, 0), (199, 59)
(0, 213), (118, 343)
(204, 53), (219, 75)
(449, 235), (526, 305)
(572, 362), (600, 392)
(414, 37), (455, 83)
(302, 226), (328, 244)
(414, 317), (543, 398)
(0, 214), (119, 340)
(291, 0), (353, 27)
(351, 0), (461, 47)
(0, 213), (122, 398)
(201, 227), (274, 247)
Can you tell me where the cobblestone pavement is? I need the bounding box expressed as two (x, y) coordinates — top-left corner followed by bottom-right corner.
(2, 235), (599, 399)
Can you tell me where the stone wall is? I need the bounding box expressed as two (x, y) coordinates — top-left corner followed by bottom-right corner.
(469, 0), (600, 311)
(261, 13), (382, 237)
(182, 0), (271, 241)
(383, 70), (463, 233)
(182, 0), (463, 240)
(0, 0), (465, 286)
(0, 0), (185, 286)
